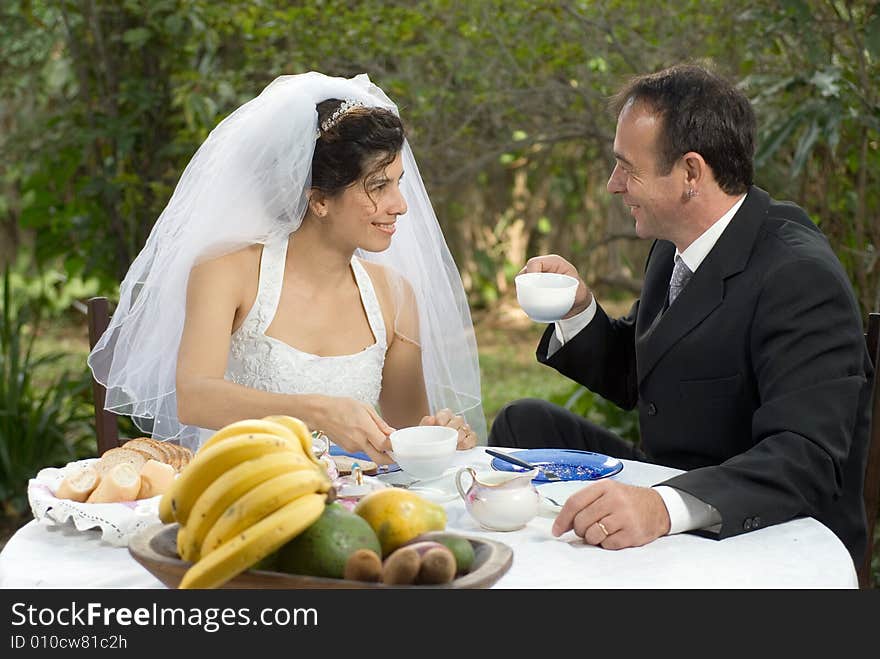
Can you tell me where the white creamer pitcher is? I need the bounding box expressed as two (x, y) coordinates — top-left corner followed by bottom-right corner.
(455, 467), (540, 531)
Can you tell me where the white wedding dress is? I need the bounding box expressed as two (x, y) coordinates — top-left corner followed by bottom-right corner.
(197, 235), (387, 446)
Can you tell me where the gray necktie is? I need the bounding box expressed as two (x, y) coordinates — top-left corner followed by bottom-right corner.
(668, 254), (693, 305)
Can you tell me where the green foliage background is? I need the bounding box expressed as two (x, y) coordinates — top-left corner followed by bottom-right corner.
(3, 0), (877, 311)
(0, 0), (877, 580)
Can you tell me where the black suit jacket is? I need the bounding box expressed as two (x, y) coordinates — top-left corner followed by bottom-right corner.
(538, 187), (872, 563)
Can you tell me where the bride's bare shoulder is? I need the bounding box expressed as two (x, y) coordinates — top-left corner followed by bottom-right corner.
(191, 244), (262, 279)
(187, 245), (263, 310)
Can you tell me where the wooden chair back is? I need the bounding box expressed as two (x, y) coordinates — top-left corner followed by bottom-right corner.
(860, 312), (880, 588)
(87, 296), (121, 455)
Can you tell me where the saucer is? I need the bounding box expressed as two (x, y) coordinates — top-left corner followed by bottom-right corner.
(490, 448), (623, 483)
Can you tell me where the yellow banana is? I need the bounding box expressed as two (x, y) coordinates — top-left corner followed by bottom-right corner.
(177, 452), (317, 562)
(199, 469), (326, 558)
(179, 492), (327, 589)
(262, 415), (323, 466)
(199, 419), (300, 452)
(177, 523), (189, 559)
(158, 423), (299, 523)
(160, 486), (176, 524)
(161, 433), (301, 526)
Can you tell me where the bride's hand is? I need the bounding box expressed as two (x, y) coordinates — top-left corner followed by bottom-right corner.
(313, 396), (395, 465)
(419, 408), (477, 449)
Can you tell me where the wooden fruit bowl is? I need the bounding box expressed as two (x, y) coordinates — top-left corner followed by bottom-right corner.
(129, 523), (513, 589)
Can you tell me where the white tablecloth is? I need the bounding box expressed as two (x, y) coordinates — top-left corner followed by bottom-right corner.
(0, 448), (858, 589)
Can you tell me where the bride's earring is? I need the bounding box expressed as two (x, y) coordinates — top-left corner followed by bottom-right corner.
(309, 190), (329, 220)
(308, 196), (328, 219)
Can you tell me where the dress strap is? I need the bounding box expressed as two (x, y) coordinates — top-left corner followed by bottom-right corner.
(351, 258), (387, 348)
(249, 236), (288, 335)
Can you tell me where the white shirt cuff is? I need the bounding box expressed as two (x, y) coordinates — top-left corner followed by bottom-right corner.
(553, 297), (597, 346)
(654, 485), (722, 535)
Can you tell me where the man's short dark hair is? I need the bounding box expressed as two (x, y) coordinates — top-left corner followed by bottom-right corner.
(611, 64), (755, 195)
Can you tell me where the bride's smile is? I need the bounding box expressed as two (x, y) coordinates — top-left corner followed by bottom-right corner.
(371, 220), (396, 235)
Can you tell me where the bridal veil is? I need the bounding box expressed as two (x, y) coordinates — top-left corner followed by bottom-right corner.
(87, 72), (486, 446)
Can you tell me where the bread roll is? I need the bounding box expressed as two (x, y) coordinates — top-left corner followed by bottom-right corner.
(86, 463), (141, 503)
(163, 441), (193, 471)
(178, 445), (193, 469)
(55, 465), (100, 502)
(137, 459), (176, 499)
(151, 439), (181, 470)
(122, 438), (167, 464)
(124, 437), (190, 472)
(96, 447), (147, 474)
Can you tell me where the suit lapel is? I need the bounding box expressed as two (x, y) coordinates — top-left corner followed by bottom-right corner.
(636, 186), (770, 384)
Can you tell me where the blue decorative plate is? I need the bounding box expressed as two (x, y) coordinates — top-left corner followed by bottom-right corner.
(328, 446), (401, 474)
(490, 449), (623, 483)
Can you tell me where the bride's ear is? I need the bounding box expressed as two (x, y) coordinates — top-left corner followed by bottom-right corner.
(307, 189), (329, 218)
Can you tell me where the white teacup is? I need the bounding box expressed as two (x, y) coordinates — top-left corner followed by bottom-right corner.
(389, 426), (458, 481)
(515, 272), (578, 322)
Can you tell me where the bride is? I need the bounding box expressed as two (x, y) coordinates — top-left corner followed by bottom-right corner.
(88, 72), (485, 463)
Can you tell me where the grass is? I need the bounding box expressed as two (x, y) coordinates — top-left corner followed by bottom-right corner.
(25, 313), (91, 387)
(474, 308), (571, 428)
(474, 296), (638, 428)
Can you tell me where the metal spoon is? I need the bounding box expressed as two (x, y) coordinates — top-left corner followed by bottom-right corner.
(485, 449), (562, 481)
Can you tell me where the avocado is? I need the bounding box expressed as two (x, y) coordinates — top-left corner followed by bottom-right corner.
(275, 502), (382, 579)
(251, 550), (280, 572)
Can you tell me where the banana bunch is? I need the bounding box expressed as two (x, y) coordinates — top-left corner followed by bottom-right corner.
(158, 415), (332, 589)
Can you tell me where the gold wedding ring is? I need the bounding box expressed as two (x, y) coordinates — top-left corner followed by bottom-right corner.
(597, 521), (609, 537)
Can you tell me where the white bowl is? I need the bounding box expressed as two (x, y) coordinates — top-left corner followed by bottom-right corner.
(389, 426), (458, 481)
(514, 272), (578, 322)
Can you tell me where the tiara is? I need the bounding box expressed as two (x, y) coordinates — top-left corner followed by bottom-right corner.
(319, 98), (367, 134)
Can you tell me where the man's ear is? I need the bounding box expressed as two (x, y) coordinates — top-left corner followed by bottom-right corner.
(681, 152), (706, 188)
(308, 189), (329, 217)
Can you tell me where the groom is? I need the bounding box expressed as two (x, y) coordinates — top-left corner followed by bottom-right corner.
(489, 64), (872, 565)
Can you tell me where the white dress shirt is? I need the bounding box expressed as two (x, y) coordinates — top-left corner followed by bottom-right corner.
(548, 193), (746, 534)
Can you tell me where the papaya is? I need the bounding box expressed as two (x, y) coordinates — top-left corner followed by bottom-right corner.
(275, 502), (382, 579)
(354, 489), (446, 556)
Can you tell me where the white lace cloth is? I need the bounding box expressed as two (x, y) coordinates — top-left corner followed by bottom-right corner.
(27, 459), (161, 547)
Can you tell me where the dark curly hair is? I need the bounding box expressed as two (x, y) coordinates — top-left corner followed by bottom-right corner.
(312, 100), (405, 203)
